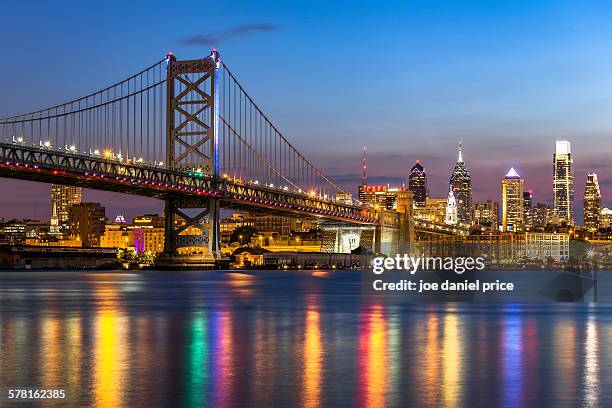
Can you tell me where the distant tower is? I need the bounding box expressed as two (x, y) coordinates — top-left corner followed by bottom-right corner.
(449, 142), (473, 224)
(445, 188), (458, 225)
(501, 167), (524, 231)
(362, 146), (367, 185)
(408, 160), (428, 207)
(584, 173), (601, 229)
(358, 146), (369, 203)
(523, 190), (533, 229)
(50, 184), (82, 235)
(553, 141), (574, 224)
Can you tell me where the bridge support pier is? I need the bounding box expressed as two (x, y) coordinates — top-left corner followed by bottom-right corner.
(155, 50), (228, 269)
(157, 197), (223, 269)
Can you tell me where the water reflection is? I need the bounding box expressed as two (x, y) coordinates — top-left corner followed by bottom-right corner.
(302, 296), (322, 408)
(358, 304), (387, 408)
(0, 271), (609, 407)
(584, 315), (600, 408)
(93, 285), (128, 408)
(212, 310), (233, 407)
(185, 311), (208, 408)
(502, 307), (523, 408)
(441, 312), (462, 408)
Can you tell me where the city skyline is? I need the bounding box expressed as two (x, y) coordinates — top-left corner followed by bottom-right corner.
(1, 1), (612, 220)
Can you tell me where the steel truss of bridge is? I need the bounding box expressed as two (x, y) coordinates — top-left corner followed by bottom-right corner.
(0, 142), (378, 225)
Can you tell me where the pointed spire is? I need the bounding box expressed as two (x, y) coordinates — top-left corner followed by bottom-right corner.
(457, 141), (463, 162)
(505, 167), (520, 178)
(362, 146), (368, 185)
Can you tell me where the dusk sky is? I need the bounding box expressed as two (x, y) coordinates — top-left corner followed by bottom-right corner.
(1, 0), (611, 221)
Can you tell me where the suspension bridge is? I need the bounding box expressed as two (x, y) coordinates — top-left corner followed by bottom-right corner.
(0, 50), (464, 266)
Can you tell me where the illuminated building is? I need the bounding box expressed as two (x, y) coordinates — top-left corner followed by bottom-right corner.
(601, 208), (612, 228)
(533, 202), (552, 228)
(358, 185), (388, 208)
(583, 173), (601, 229)
(100, 224), (134, 249)
(50, 184), (82, 235)
(132, 214), (164, 228)
(501, 167), (524, 232)
(523, 191), (533, 229)
(0, 219), (51, 244)
(449, 142), (473, 224)
(553, 141), (574, 224)
(445, 188), (458, 225)
(335, 191), (353, 204)
(408, 160), (428, 207)
(417, 198), (448, 223)
(474, 201), (499, 231)
(68, 202), (106, 247)
(133, 227), (165, 253)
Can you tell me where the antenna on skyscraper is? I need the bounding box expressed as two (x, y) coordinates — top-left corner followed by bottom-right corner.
(458, 141), (463, 162)
(362, 146), (368, 185)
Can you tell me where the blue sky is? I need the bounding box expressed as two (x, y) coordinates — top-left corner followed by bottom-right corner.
(1, 0), (611, 220)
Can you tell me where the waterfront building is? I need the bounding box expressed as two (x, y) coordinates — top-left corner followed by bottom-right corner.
(50, 184), (82, 235)
(132, 214), (165, 228)
(68, 203), (106, 247)
(0, 219), (50, 244)
(449, 142), (473, 224)
(584, 173), (601, 229)
(501, 167), (524, 232)
(133, 227), (165, 253)
(553, 141), (574, 224)
(408, 161), (428, 207)
(474, 201), (499, 231)
(100, 224), (134, 249)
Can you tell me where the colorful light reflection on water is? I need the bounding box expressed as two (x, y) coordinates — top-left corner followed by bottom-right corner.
(0, 270), (610, 407)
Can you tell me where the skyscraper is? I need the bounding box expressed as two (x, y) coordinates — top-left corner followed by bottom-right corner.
(449, 142), (473, 225)
(474, 200), (499, 231)
(584, 173), (601, 229)
(501, 167), (524, 232)
(553, 141), (574, 224)
(408, 160), (428, 207)
(50, 184), (82, 235)
(523, 190), (533, 229)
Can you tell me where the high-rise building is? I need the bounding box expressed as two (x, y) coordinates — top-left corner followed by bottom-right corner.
(408, 161), (428, 207)
(417, 198), (447, 223)
(533, 202), (552, 228)
(474, 200), (499, 231)
(553, 141), (574, 224)
(68, 202), (106, 247)
(449, 142), (473, 225)
(501, 167), (524, 232)
(50, 184), (82, 235)
(601, 208), (612, 228)
(584, 173), (601, 229)
(523, 191), (533, 229)
(445, 188), (458, 225)
(358, 185), (389, 208)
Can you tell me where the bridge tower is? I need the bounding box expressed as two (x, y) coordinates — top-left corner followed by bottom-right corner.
(158, 51), (223, 268)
